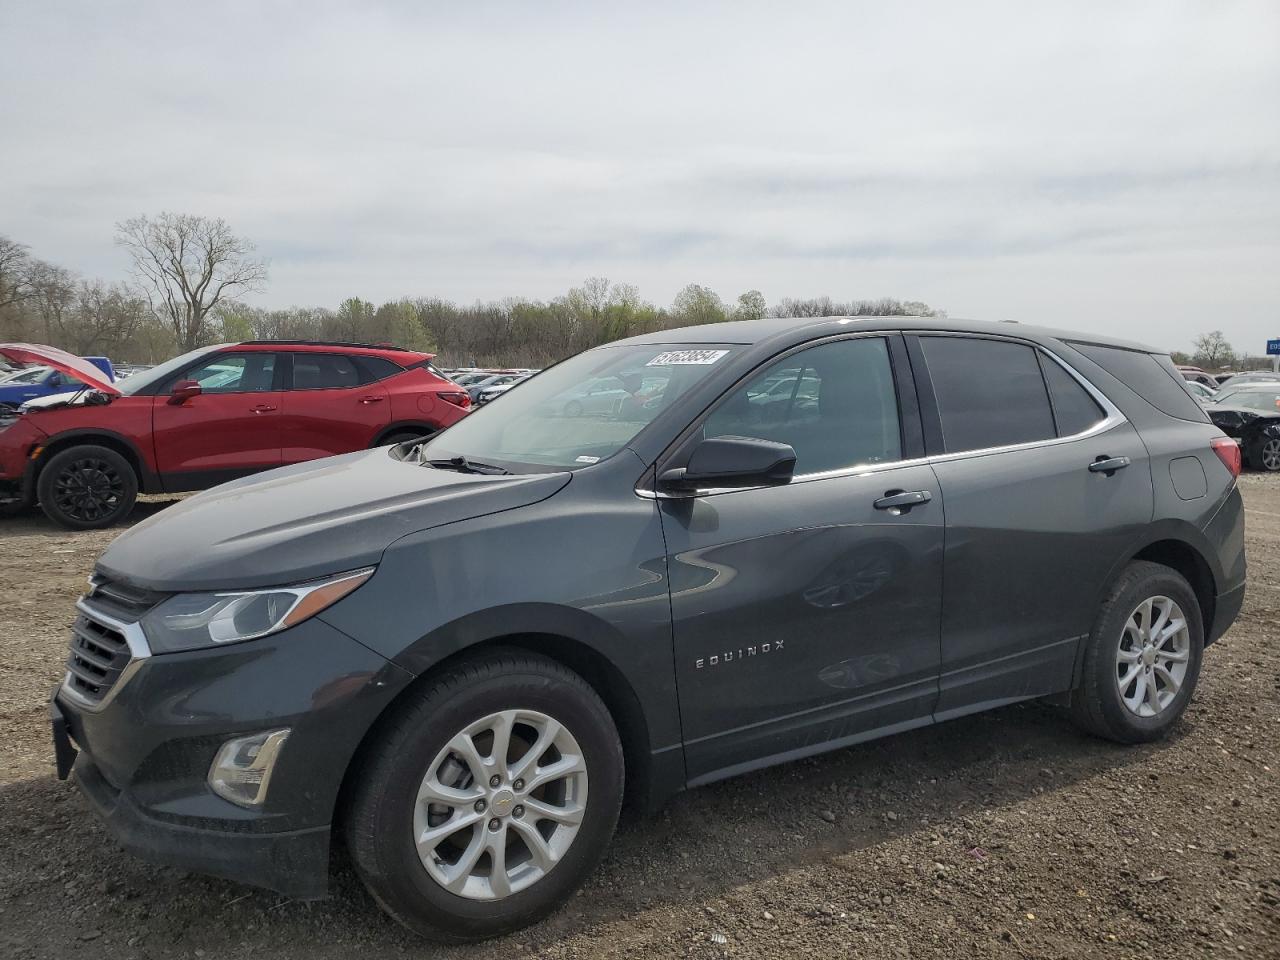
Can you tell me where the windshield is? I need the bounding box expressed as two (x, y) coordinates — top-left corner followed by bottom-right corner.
(422, 343), (738, 470)
(116, 346), (223, 395)
(1, 365), (50, 384)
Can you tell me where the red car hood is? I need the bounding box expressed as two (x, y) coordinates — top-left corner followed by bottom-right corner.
(0, 343), (119, 396)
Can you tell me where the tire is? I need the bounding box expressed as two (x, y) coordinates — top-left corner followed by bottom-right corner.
(36, 445), (138, 530)
(1070, 560), (1203, 744)
(1248, 435), (1280, 472)
(345, 651), (624, 942)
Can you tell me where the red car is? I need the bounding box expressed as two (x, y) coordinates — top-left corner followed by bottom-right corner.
(0, 340), (470, 529)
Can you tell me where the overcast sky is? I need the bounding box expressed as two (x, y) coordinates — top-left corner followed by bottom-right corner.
(2, 1), (1277, 353)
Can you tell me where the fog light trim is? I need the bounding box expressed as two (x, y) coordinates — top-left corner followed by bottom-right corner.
(208, 728), (291, 808)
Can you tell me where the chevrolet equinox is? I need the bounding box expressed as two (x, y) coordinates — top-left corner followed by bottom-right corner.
(50, 317), (1246, 941)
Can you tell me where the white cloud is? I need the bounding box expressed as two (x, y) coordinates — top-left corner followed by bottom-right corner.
(1, 0), (1277, 352)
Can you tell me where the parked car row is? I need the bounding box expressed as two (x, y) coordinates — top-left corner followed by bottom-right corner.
(0, 340), (470, 528)
(442, 367), (540, 405)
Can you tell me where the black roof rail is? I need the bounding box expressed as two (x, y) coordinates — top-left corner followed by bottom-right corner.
(237, 340), (416, 352)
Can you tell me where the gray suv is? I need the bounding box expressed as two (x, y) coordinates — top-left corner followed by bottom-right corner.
(50, 317), (1246, 941)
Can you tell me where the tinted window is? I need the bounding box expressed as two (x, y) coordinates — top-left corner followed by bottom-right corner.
(1042, 358), (1106, 436)
(353, 355), (404, 383)
(920, 337), (1055, 453)
(176, 353), (277, 393)
(1072, 344), (1209, 423)
(291, 353), (361, 390)
(703, 337), (901, 474)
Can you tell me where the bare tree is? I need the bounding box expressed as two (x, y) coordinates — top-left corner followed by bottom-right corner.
(116, 213), (268, 351)
(1192, 330), (1236, 369)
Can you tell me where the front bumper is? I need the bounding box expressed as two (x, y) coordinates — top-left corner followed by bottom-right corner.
(53, 614), (414, 898)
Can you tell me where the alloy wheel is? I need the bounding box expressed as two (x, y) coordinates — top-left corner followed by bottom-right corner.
(413, 709), (588, 900)
(1261, 438), (1280, 472)
(51, 457), (125, 523)
(1116, 595), (1191, 718)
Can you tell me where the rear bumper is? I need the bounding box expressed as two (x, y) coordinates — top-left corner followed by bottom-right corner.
(74, 756), (332, 898)
(1209, 582), (1246, 645)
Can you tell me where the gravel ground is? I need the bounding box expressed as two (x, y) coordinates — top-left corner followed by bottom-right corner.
(1, 482), (1277, 959)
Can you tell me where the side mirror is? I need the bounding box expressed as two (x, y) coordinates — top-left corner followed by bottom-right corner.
(168, 379), (202, 404)
(659, 435), (797, 490)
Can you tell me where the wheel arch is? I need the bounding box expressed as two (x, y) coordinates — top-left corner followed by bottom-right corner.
(371, 421), (439, 446)
(335, 626), (667, 836)
(1129, 538), (1216, 644)
(34, 430), (157, 492)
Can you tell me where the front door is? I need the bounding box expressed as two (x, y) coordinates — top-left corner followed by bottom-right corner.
(151, 351), (283, 489)
(659, 335), (945, 784)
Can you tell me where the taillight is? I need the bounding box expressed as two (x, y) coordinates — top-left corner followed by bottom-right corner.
(1210, 436), (1241, 479)
(438, 391), (470, 408)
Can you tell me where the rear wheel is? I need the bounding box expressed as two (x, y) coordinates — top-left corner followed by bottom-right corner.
(1249, 436), (1280, 472)
(345, 651), (623, 942)
(36, 445), (138, 530)
(1070, 560), (1203, 743)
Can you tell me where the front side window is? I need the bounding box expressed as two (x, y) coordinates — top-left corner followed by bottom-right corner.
(702, 337), (901, 474)
(921, 336), (1056, 453)
(421, 344), (739, 470)
(177, 353), (277, 393)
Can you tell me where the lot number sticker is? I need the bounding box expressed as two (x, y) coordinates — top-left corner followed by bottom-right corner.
(647, 349), (728, 366)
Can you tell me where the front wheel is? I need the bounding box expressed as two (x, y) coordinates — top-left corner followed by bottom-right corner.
(36, 444), (138, 530)
(1070, 560), (1203, 743)
(345, 651), (624, 942)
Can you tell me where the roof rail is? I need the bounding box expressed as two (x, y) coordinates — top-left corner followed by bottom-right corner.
(237, 340), (416, 352)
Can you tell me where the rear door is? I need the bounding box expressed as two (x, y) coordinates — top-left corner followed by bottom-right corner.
(151, 351), (283, 487)
(660, 334), (945, 783)
(906, 334), (1153, 718)
(279, 352), (391, 463)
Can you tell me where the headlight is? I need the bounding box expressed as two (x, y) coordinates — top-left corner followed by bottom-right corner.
(141, 567), (374, 653)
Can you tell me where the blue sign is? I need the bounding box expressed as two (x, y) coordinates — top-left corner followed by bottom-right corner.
(1269, 339), (1280, 356)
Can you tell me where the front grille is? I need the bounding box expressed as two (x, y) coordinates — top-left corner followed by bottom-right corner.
(65, 611), (133, 704)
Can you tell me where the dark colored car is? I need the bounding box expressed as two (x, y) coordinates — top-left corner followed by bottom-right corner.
(50, 318), (1246, 941)
(1206, 384), (1280, 471)
(0, 340), (470, 529)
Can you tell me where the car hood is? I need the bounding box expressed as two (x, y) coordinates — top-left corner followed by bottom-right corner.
(96, 448), (572, 592)
(18, 390), (86, 411)
(0, 343), (118, 395)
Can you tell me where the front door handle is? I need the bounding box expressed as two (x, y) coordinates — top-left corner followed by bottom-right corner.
(251, 404), (277, 413)
(1088, 455), (1131, 475)
(874, 489), (932, 513)
(358, 395), (385, 404)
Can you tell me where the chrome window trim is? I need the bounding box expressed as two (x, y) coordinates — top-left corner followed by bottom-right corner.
(59, 596), (152, 712)
(636, 335), (1127, 500)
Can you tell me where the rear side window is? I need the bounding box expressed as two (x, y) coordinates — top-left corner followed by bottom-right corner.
(919, 337), (1056, 453)
(291, 353), (362, 390)
(353, 355), (404, 383)
(1042, 358), (1106, 436)
(1072, 344), (1209, 423)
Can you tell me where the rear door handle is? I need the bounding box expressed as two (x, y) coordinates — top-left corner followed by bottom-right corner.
(874, 489), (932, 513)
(1088, 455), (1131, 475)
(358, 396), (385, 404)
(251, 404), (277, 413)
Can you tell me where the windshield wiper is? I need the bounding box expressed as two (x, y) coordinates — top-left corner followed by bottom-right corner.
(425, 455), (511, 475)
